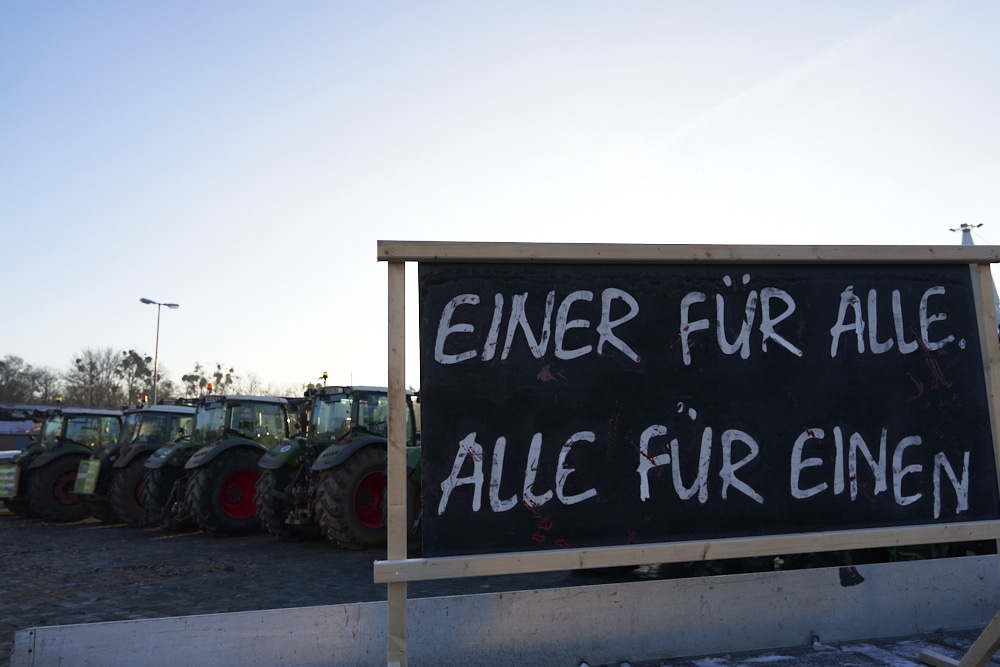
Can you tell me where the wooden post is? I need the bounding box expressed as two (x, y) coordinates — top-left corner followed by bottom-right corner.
(974, 263), (1000, 564)
(971, 264), (1000, 464)
(386, 260), (407, 667)
(922, 267), (1000, 666)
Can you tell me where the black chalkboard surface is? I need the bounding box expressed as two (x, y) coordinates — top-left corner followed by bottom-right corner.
(417, 262), (1000, 558)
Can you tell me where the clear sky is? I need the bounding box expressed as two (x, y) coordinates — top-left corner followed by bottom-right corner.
(2, 1), (999, 392)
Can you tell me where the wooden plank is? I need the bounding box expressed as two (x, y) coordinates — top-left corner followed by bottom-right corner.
(377, 240), (1000, 264)
(385, 260), (408, 667)
(387, 582), (407, 667)
(386, 260), (407, 561)
(375, 520), (1000, 583)
(919, 650), (961, 666)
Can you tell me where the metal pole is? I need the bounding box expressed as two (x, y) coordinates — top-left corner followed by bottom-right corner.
(140, 298), (179, 405)
(153, 303), (162, 404)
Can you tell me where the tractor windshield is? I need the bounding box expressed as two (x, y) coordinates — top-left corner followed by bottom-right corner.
(191, 401), (287, 447)
(121, 412), (188, 445)
(312, 394), (352, 442)
(191, 403), (226, 445)
(39, 417), (66, 447)
(312, 391), (392, 441)
(225, 402), (287, 447)
(41, 414), (120, 449)
(351, 392), (389, 438)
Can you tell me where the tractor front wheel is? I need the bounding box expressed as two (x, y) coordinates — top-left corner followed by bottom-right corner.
(28, 455), (90, 522)
(256, 467), (319, 540)
(316, 445), (387, 549)
(110, 455), (151, 527)
(188, 448), (262, 537)
(143, 466), (196, 531)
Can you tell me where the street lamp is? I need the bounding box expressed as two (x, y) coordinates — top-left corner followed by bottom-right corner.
(139, 297), (180, 404)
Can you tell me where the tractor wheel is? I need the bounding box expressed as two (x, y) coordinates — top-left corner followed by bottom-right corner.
(255, 468), (319, 540)
(143, 466), (196, 531)
(188, 448), (262, 537)
(316, 445), (388, 549)
(28, 455), (90, 522)
(84, 496), (118, 523)
(3, 496), (35, 516)
(110, 455), (151, 527)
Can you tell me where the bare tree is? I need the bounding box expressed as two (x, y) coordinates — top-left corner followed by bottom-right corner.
(63, 348), (124, 408)
(155, 377), (179, 402)
(229, 373), (299, 397)
(181, 364), (208, 397)
(181, 363), (239, 397)
(210, 363), (238, 394)
(0, 356), (34, 402)
(0, 356), (63, 404)
(33, 367), (62, 403)
(273, 382), (309, 398)
(117, 350), (154, 404)
(231, 372), (265, 396)
(2, 353), (291, 406)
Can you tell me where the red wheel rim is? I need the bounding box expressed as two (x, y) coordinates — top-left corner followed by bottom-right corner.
(219, 469), (259, 520)
(54, 471), (80, 506)
(354, 471), (387, 529)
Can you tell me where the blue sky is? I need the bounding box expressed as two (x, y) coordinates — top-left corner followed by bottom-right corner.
(2, 1), (999, 392)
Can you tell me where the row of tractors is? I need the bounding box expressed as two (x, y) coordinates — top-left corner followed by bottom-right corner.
(0, 385), (422, 550)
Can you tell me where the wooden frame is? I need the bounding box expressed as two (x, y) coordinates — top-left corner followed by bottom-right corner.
(920, 610), (1000, 667)
(378, 241), (1000, 667)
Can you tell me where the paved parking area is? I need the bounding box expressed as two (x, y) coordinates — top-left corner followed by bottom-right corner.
(3, 510), (998, 667)
(0, 510), (621, 666)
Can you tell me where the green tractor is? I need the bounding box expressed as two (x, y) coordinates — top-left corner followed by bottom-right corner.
(144, 394), (297, 536)
(256, 384), (421, 549)
(0, 406), (122, 522)
(74, 401), (196, 525)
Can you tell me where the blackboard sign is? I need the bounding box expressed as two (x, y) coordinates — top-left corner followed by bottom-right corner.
(417, 261), (1000, 558)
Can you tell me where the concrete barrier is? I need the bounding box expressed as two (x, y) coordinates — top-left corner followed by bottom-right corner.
(12, 555), (1000, 667)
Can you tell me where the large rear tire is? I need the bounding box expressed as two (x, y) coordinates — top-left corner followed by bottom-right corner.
(110, 455), (151, 527)
(188, 448), (262, 537)
(143, 466), (196, 531)
(3, 496), (35, 517)
(84, 496), (118, 523)
(316, 445), (387, 549)
(28, 455), (90, 523)
(255, 467), (319, 540)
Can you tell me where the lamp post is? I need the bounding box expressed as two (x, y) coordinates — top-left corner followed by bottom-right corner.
(139, 298), (179, 404)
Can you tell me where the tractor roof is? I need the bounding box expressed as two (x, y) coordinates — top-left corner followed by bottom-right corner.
(123, 404), (197, 415)
(47, 407), (123, 418)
